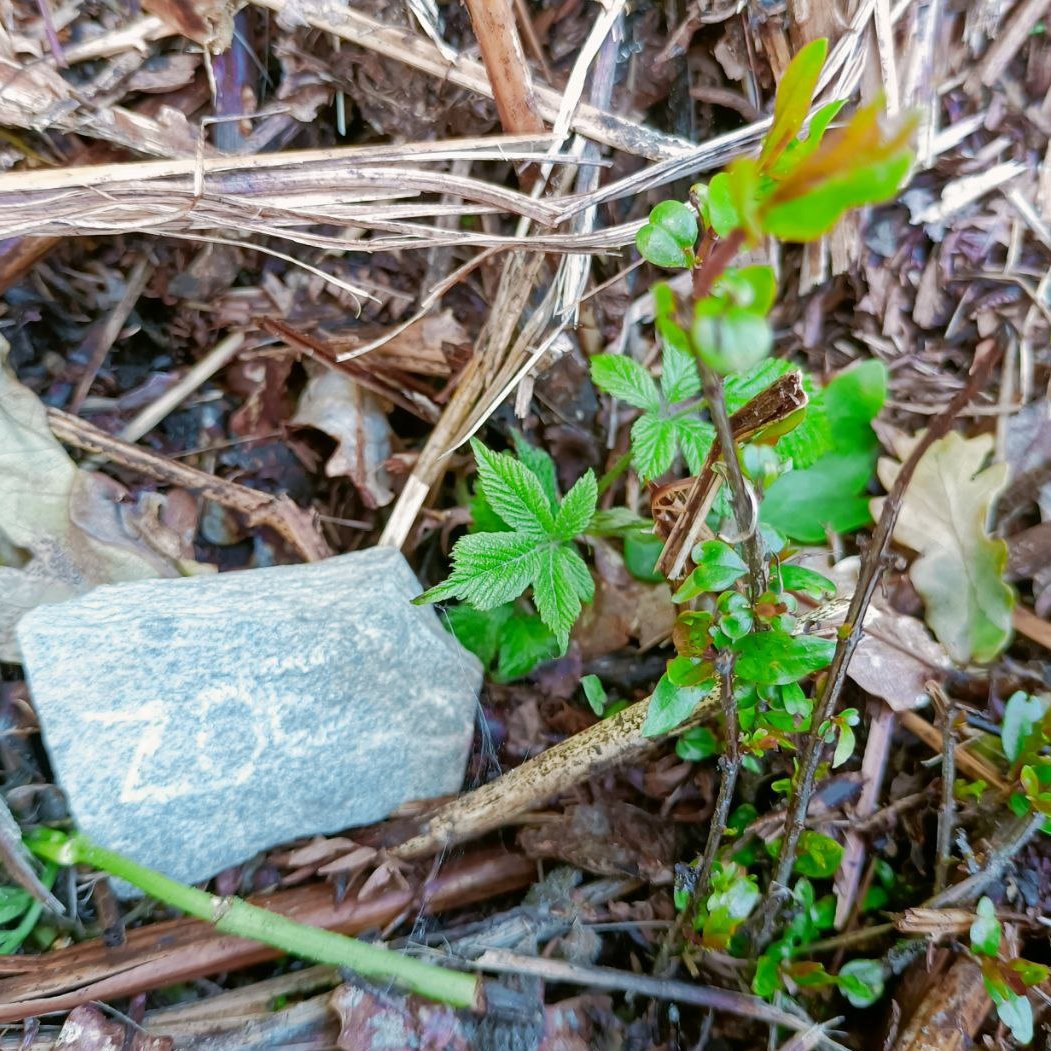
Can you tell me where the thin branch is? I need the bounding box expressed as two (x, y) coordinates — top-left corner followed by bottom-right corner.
(655, 652), (741, 972)
(701, 359), (767, 598)
(472, 950), (849, 1051)
(755, 338), (1003, 947)
(932, 682), (957, 894)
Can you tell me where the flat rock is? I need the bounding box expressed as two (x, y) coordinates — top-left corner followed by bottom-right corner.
(16, 548), (480, 892)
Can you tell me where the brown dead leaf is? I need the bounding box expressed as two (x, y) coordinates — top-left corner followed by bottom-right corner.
(56, 1005), (172, 1050)
(292, 364), (394, 508)
(518, 801), (675, 883)
(573, 540), (675, 659)
(141, 0), (235, 48)
(331, 983), (608, 1051)
(331, 311), (469, 377)
(0, 340), (213, 662)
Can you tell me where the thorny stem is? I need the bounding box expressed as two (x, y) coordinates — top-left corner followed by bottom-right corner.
(752, 339), (1003, 950)
(655, 653), (741, 973)
(26, 830), (483, 1010)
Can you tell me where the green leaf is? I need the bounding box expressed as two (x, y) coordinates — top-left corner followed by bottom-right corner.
(660, 335), (702, 403)
(707, 172), (740, 238)
(779, 565), (837, 599)
(732, 631), (835, 685)
(992, 989), (1034, 1045)
(715, 265), (778, 314)
(631, 413), (678, 480)
(1001, 691), (1047, 764)
(443, 602), (513, 667)
(416, 530), (541, 609)
(642, 673), (712, 737)
(875, 432), (1015, 664)
(752, 953), (782, 999)
(832, 723), (856, 768)
(649, 200), (698, 248)
(636, 224), (691, 269)
(825, 360), (887, 447)
(590, 354), (661, 411)
(553, 470), (597, 540)
(970, 897), (1002, 957)
(759, 38), (829, 169)
(1008, 959), (1051, 986)
(624, 534), (665, 583)
(675, 415), (715, 475)
(511, 431), (559, 513)
(495, 613), (560, 682)
(837, 958), (885, 1008)
(796, 830), (843, 878)
(0, 886), (31, 926)
(764, 151), (913, 241)
(673, 540), (748, 600)
(472, 439), (555, 536)
(692, 302), (773, 375)
(586, 508), (654, 539)
(676, 725), (719, 761)
(762, 450), (876, 542)
(532, 544), (594, 651)
(582, 674), (608, 716)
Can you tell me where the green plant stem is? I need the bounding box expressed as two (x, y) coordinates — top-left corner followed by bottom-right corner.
(655, 652), (740, 974)
(26, 831), (482, 1010)
(754, 341), (1002, 949)
(596, 449), (632, 496)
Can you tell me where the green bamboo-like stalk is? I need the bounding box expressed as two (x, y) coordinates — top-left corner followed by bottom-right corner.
(26, 830), (482, 1010)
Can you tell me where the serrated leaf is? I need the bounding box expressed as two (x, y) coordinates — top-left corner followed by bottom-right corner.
(511, 431), (559, 512)
(495, 613), (559, 682)
(759, 38), (829, 169)
(1002, 691), (1048, 764)
(553, 470), (597, 540)
(873, 432), (1014, 664)
(472, 439), (555, 536)
(532, 545), (594, 650)
(660, 336), (702, 403)
(733, 630), (835, 685)
(675, 415), (715, 474)
(590, 354), (661, 411)
(642, 673), (713, 737)
(631, 413), (678, 480)
(417, 531), (541, 609)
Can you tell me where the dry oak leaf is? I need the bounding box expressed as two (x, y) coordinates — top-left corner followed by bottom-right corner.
(0, 338), (212, 661)
(872, 431), (1014, 664)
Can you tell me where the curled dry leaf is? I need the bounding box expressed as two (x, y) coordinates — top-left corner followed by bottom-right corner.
(292, 365), (394, 508)
(56, 1004), (172, 1051)
(0, 340), (213, 662)
(872, 432), (1014, 665)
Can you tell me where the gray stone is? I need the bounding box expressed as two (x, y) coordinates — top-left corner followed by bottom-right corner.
(15, 548), (480, 892)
